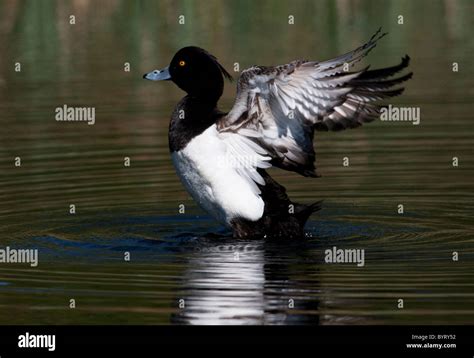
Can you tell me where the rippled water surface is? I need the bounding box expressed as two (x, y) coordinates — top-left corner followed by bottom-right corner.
(0, 0), (473, 324)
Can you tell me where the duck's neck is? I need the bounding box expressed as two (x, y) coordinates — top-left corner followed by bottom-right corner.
(168, 95), (221, 152)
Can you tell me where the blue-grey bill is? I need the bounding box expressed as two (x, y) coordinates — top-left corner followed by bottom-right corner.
(143, 67), (171, 81)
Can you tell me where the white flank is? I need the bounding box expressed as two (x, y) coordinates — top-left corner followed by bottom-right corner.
(171, 124), (270, 225)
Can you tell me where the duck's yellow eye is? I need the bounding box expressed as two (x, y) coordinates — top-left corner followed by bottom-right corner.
(179, 60), (186, 67)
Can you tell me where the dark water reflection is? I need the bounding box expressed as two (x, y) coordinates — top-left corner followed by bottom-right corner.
(0, 0), (474, 324)
(0, 206), (473, 324)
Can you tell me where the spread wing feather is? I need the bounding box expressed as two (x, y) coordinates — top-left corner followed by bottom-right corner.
(217, 130), (271, 195)
(218, 28), (412, 177)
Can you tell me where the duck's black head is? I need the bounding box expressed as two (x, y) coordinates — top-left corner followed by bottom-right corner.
(143, 46), (232, 102)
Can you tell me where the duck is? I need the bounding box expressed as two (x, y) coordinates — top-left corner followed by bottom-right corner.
(143, 28), (412, 239)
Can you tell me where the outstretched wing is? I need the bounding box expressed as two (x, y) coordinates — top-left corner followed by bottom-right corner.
(217, 28), (412, 177)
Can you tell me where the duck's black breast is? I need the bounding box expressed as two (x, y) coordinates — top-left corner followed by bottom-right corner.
(168, 96), (225, 152)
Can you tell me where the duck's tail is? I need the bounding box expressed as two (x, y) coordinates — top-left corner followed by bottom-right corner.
(230, 169), (322, 239)
(294, 200), (324, 227)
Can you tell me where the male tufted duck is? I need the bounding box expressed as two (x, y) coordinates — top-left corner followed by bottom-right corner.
(143, 28), (412, 239)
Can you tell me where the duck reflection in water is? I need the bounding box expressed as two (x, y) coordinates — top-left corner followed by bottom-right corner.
(171, 237), (321, 325)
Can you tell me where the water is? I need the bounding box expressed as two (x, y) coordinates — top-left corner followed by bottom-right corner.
(0, 0), (473, 325)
